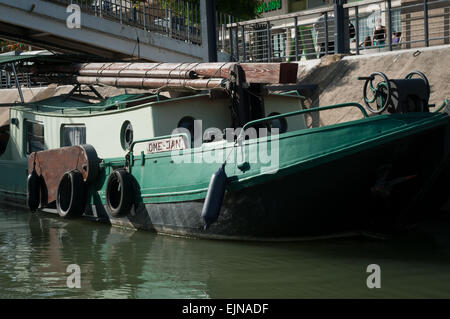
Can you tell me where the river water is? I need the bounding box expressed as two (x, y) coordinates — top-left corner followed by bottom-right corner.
(1, 205), (450, 299)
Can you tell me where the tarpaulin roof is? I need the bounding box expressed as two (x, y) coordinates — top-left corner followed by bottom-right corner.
(0, 51), (105, 65)
(0, 55), (34, 64)
(0, 52), (56, 65)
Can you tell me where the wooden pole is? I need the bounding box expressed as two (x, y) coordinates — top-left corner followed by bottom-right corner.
(31, 62), (299, 84)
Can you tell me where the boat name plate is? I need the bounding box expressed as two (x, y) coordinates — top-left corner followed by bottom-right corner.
(146, 136), (187, 154)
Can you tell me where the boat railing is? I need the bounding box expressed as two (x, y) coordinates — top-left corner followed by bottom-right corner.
(239, 102), (369, 140)
(276, 90), (306, 99)
(432, 99), (449, 113)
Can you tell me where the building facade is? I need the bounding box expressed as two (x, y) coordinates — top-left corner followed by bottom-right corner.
(256, 0), (332, 18)
(229, 0), (449, 62)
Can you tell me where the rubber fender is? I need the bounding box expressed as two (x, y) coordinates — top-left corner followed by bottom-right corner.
(201, 165), (228, 229)
(105, 169), (134, 218)
(81, 144), (100, 184)
(56, 170), (87, 218)
(27, 170), (40, 212)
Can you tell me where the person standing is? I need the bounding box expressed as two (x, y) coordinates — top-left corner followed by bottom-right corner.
(132, 0), (139, 23)
(392, 32), (401, 44)
(363, 35), (372, 48)
(372, 18), (387, 48)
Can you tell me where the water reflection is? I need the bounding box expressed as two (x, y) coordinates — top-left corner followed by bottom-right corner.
(0, 206), (450, 298)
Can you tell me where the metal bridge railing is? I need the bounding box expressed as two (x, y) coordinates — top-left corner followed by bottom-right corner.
(347, 0), (450, 55)
(222, 5), (336, 62)
(46, 0), (222, 45)
(47, 0), (203, 44)
(43, 0), (238, 48)
(0, 70), (33, 89)
(221, 0), (450, 62)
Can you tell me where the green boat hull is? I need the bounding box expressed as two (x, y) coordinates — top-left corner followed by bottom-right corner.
(80, 112), (450, 240)
(1, 109), (449, 240)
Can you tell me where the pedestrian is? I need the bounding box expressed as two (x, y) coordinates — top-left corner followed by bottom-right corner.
(132, 0), (139, 23)
(363, 35), (372, 48)
(392, 32), (401, 44)
(372, 18), (387, 48)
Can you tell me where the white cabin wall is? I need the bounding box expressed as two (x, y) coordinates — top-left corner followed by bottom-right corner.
(264, 95), (307, 132)
(151, 95), (232, 137)
(4, 104), (157, 160)
(6, 108), (25, 160)
(0, 94), (307, 163)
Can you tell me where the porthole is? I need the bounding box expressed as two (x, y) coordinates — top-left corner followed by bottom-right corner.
(177, 116), (195, 139)
(120, 121), (133, 150)
(267, 112), (288, 134)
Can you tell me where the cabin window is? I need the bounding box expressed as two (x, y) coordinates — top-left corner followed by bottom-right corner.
(0, 125), (9, 156)
(177, 116), (195, 137)
(267, 112), (288, 134)
(62, 125), (86, 147)
(177, 116), (198, 146)
(25, 120), (45, 154)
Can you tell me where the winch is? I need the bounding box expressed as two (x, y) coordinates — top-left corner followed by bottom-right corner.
(358, 71), (431, 114)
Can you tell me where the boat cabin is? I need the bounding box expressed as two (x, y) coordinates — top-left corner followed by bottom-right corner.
(0, 88), (306, 162)
(0, 55), (305, 164)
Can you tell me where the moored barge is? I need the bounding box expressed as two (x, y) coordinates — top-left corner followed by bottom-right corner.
(0, 55), (449, 240)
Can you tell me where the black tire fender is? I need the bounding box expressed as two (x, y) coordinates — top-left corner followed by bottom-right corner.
(81, 144), (100, 184)
(56, 170), (86, 218)
(27, 170), (40, 211)
(105, 169), (134, 218)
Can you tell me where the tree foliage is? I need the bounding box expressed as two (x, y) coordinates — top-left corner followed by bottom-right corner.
(166, 0), (263, 20)
(79, 0), (263, 21)
(215, 0), (263, 20)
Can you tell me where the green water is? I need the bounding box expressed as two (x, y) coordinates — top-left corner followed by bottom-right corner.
(1, 206), (450, 298)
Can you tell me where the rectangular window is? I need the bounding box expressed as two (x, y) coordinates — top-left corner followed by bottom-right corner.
(391, 9), (401, 35)
(62, 125), (86, 147)
(25, 120), (45, 154)
(273, 33), (286, 58)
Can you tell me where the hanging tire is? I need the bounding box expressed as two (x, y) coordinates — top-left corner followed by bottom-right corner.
(56, 170), (86, 218)
(105, 169), (134, 218)
(27, 170), (40, 211)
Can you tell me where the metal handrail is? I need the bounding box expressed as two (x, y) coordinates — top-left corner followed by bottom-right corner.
(226, 5), (335, 28)
(220, 0), (450, 62)
(344, 0), (388, 9)
(433, 99), (449, 113)
(43, 0), (239, 48)
(240, 102), (369, 136)
(277, 90), (306, 99)
(44, 0), (204, 45)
